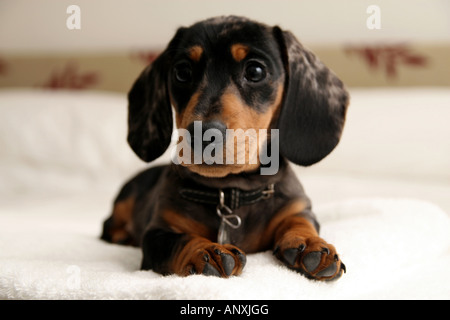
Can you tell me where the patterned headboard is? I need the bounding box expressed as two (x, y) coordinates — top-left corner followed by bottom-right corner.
(0, 43), (448, 92)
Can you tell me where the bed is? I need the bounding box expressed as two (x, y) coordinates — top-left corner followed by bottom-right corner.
(0, 88), (449, 299)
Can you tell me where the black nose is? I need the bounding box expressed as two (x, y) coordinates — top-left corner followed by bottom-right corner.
(187, 120), (227, 155)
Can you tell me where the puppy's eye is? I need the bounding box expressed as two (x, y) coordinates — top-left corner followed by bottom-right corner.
(244, 62), (266, 83)
(174, 64), (193, 83)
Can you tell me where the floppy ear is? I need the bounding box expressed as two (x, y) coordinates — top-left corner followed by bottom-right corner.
(127, 50), (173, 162)
(273, 27), (349, 166)
(127, 28), (189, 162)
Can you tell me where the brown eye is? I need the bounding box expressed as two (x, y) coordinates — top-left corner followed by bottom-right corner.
(174, 63), (193, 83)
(244, 62), (266, 82)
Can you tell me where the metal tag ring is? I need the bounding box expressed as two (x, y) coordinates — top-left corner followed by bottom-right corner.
(222, 214), (241, 229)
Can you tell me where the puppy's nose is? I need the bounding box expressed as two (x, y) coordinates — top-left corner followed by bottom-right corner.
(187, 120), (227, 153)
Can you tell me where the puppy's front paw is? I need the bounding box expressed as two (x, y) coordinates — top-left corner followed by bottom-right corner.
(274, 236), (346, 281)
(176, 241), (246, 277)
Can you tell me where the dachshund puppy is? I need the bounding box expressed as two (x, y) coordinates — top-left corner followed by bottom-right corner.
(101, 16), (349, 281)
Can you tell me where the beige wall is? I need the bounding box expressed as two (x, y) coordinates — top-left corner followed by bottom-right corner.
(1, 0), (449, 53)
(1, 0), (449, 90)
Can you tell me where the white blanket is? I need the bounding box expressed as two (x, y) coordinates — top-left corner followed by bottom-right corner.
(0, 89), (449, 299)
(0, 196), (448, 299)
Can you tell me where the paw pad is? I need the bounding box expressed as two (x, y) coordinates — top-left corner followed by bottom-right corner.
(185, 243), (246, 278)
(274, 237), (346, 281)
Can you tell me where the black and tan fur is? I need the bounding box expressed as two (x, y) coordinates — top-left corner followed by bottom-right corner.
(101, 16), (349, 280)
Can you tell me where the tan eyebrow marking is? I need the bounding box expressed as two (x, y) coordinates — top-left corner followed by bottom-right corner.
(231, 44), (250, 62)
(188, 45), (203, 62)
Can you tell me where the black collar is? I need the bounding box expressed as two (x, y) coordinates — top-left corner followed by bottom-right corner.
(179, 183), (275, 210)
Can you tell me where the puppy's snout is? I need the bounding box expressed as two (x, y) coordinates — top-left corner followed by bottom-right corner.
(187, 120), (227, 154)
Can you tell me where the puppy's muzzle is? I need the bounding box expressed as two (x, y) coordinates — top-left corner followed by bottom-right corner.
(187, 120), (227, 157)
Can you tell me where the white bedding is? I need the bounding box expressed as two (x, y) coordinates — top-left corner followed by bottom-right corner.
(0, 88), (449, 300)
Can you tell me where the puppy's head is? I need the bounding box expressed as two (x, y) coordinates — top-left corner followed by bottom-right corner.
(128, 16), (349, 177)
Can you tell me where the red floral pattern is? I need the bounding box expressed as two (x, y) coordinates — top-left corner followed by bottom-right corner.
(40, 61), (99, 90)
(345, 44), (428, 78)
(130, 50), (160, 65)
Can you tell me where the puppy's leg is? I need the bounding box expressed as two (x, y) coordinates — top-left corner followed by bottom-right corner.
(101, 165), (167, 246)
(101, 196), (136, 246)
(271, 201), (346, 281)
(141, 229), (246, 277)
